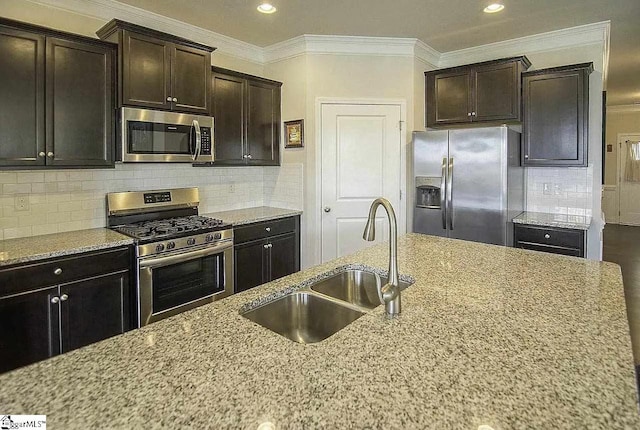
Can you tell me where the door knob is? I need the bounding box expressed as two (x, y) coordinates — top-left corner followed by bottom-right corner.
(324, 207), (331, 213)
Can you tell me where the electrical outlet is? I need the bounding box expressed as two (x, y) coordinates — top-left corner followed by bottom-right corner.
(14, 195), (30, 211)
(543, 183), (552, 195)
(228, 183), (236, 194)
(554, 183), (563, 195)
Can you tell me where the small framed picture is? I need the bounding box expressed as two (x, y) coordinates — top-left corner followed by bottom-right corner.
(284, 119), (304, 148)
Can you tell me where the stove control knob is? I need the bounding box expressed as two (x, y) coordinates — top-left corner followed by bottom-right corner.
(167, 241), (176, 250)
(214, 233), (222, 240)
(187, 238), (196, 246)
(206, 234), (214, 242)
(156, 244), (165, 253)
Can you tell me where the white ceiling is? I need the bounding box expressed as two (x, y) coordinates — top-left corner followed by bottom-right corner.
(117, 0), (640, 105)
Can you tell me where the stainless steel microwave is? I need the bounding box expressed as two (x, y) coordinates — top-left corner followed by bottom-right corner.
(120, 107), (214, 163)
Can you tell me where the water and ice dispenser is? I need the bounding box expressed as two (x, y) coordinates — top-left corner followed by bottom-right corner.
(415, 176), (441, 209)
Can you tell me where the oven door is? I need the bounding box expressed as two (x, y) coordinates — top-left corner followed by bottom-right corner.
(138, 241), (233, 326)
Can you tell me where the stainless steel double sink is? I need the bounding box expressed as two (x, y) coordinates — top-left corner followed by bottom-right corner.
(241, 268), (413, 344)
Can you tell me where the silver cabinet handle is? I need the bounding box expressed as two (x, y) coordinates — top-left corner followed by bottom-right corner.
(51, 296), (60, 304)
(173, 97), (177, 102)
(167, 97), (172, 101)
(447, 157), (454, 230)
(47, 152), (54, 158)
(265, 227), (271, 232)
(544, 234), (551, 239)
(467, 113), (472, 117)
(472, 112), (476, 116)
(38, 151), (46, 157)
(324, 207), (331, 213)
(54, 268), (63, 275)
(247, 154), (252, 159)
(263, 244), (269, 249)
(441, 157), (447, 230)
(268, 244), (273, 248)
(60, 294), (69, 301)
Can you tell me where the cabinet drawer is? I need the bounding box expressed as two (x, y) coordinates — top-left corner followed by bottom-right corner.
(515, 241), (583, 257)
(0, 247), (131, 297)
(234, 217), (297, 244)
(514, 224), (584, 248)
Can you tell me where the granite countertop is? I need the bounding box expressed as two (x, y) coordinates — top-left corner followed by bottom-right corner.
(0, 234), (636, 428)
(513, 211), (592, 230)
(0, 228), (134, 267)
(202, 206), (302, 226)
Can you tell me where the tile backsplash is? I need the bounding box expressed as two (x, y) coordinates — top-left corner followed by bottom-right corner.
(0, 163), (303, 240)
(526, 166), (593, 217)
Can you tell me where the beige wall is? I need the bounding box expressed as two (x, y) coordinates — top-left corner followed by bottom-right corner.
(266, 53), (423, 268)
(605, 110), (640, 186)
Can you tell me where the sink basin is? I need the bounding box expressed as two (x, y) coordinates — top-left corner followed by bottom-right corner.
(242, 292), (365, 344)
(310, 269), (413, 309)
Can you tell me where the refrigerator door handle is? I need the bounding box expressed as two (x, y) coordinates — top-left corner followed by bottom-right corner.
(441, 157), (447, 230)
(447, 157), (454, 230)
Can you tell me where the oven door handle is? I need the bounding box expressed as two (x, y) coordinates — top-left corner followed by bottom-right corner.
(191, 119), (202, 161)
(140, 242), (231, 269)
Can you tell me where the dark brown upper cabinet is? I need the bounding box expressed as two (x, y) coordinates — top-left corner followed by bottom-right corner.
(522, 63), (593, 167)
(0, 18), (115, 168)
(425, 56), (531, 128)
(207, 67), (282, 166)
(97, 20), (214, 115)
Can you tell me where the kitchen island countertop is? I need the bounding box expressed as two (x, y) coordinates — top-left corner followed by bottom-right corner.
(0, 233), (636, 428)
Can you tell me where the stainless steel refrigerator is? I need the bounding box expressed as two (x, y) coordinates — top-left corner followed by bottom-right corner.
(412, 126), (524, 246)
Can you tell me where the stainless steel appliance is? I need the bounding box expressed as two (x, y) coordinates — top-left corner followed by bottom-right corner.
(107, 188), (233, 326)
(412, 126), (524, 246)
(120, 107), (214, 163)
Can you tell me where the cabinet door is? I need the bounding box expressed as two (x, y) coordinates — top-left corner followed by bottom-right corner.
(472, 62), (519, 122)
(234, 240), (267, 293)
(426, 70), (471, 126)
(0, 287), (59, 373)
(171, 44), (210, 114)
(246, 79), (280, 165)
(523, 69), (588, 167)
(122, 31), (171, 110)
(60, 271), (129, 353)
(0, 27), (45, 167)
(211, 72), (246, 164)
(268, 233), (299, 282)
(45, 38), (114, 167)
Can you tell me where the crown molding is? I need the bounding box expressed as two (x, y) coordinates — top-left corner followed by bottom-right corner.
(607, 104), (640, 113)
(265, 34), (440, 64)
(438, 21), (611, 71)
(25, 0), (265, 64)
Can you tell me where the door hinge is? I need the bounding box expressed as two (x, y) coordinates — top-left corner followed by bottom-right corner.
(399, 121), (404, 131)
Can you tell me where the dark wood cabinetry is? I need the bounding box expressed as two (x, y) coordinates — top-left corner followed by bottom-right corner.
(0, 246), (133, 373)
(522, 63), (593, 167)
(425, 56), (530, 128)
(514, 224), (585, 258)
(97, 20), (214, 115)
(0, 19), (115, 168)
(209, 67), (281, 166)
(233, 216), (300, 293)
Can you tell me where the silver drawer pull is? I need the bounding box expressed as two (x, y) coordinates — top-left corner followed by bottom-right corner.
(265, 227), (271, 232)
(544, 234), (551, 239)
(263, 244), (269, 249)
(51, 296), (60, 304)
(54, 268), (63, 275)
(60, 294), (69, 301)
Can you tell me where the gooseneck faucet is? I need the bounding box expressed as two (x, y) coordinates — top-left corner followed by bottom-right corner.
(363, 198), (401, 316)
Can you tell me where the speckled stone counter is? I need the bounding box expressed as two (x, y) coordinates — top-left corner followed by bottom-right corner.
(0, 228), (133, 267)
(0, 234), (637, 428)
(513, 211), (592, 230)
(202, 206), (302, 226)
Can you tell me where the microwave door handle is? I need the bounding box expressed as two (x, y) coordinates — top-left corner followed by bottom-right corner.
(192, 119), (202, 161)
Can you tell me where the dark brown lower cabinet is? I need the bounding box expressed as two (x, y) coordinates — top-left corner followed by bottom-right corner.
(514, 224), (585, 258)
(234, 216), (300, 293)
(0, 247), (132, 373)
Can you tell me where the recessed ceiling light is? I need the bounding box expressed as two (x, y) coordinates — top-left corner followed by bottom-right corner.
(257, 3), (277, 14)
(483, 3), (505, 13)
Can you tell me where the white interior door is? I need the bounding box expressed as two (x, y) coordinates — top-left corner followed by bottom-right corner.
(619, 134), (640, 225)
(321, 103), (402, 262)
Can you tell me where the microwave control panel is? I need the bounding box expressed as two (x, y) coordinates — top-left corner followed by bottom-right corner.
(200, 128), (212, 155)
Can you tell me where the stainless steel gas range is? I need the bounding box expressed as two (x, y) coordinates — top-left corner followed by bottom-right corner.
(107, 188), (233, 327)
